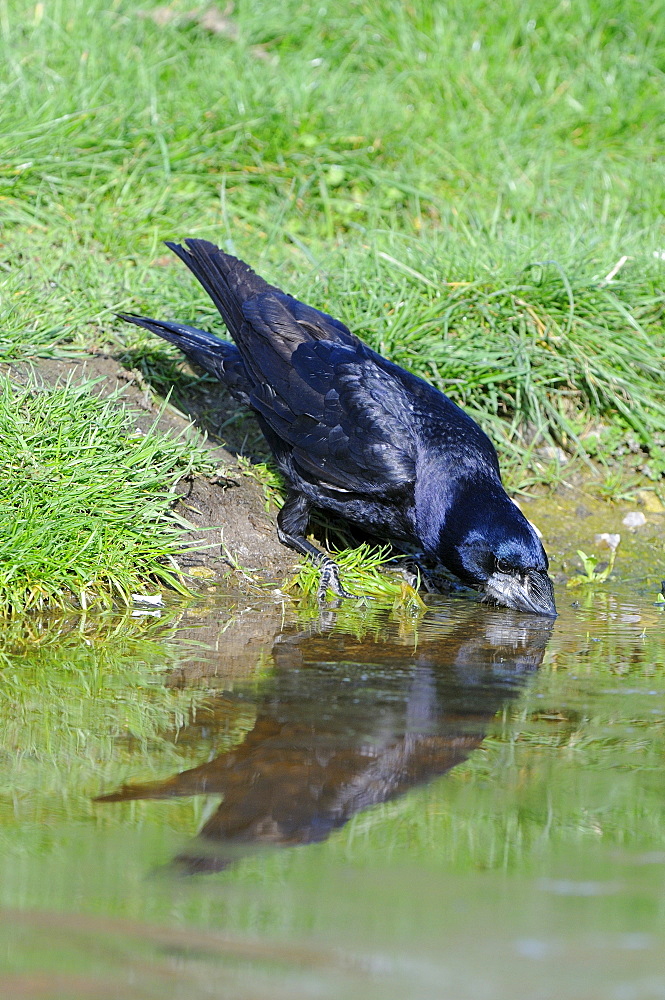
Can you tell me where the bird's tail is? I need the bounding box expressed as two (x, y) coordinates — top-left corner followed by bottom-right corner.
(117, 314), (252, 403)
(165, 238), (280, 343)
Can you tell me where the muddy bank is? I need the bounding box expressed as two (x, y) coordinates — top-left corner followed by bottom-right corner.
(3, 353), (298, 582)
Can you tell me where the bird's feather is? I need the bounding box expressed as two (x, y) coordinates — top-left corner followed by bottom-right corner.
(116, 314), (252, 404)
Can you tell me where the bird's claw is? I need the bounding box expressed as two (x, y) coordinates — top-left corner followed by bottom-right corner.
(316, 560), (355, 604)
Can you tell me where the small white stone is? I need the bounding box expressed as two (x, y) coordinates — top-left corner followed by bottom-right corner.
(131, 593), (165, 606)
(622, 511), (646, 529)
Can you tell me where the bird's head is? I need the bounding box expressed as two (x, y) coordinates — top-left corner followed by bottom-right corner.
(437, 483), (557, 617)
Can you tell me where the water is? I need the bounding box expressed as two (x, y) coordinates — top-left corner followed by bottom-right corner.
(1, 586), (665, 999)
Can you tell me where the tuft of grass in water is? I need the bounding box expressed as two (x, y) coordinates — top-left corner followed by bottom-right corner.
(287, 543), (428, 609)
(567, 543), (619, 589)
(0, 375), (214, 614)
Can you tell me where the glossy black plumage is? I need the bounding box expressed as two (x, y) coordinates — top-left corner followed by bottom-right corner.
(120, 239), (556, 615)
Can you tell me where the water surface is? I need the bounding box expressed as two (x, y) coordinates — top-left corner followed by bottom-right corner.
(1, 586), (664, 999)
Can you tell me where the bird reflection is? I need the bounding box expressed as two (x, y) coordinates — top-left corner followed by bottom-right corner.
(97, 607), (553, 872)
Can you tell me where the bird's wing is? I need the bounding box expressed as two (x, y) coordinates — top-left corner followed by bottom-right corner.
(241, 294), (417, 494)
(163, 240), (416, 493)
(280, 294), (359, 346)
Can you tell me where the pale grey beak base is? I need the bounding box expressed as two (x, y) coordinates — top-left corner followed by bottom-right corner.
(484, 568), (557, 617)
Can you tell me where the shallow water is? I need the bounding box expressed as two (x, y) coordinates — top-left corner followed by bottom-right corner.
(1, 583), (665, 999)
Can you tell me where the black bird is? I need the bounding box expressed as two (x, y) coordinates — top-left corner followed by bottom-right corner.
(120, 239), (556, 615)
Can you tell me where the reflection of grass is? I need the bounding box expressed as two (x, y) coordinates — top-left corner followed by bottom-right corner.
(0, 377), (213, 613)
(293, 587), (430, 643)
(0, 606), (172, 662)
(0, 605), (261, 845)
(0, 611), (211, 809)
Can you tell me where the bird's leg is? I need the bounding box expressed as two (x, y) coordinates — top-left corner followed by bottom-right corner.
(316, 563), (356, 604)
(277, 492), (355, 603)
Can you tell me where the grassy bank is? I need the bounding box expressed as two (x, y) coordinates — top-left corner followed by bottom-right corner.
(0, 376), (212, 612)
(2, 0), (663, 468)
(1, 0), (664, 607)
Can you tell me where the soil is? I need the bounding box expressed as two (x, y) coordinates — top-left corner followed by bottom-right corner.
(3, 353), (299, 583)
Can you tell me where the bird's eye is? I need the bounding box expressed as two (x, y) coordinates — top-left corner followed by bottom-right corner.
(496, 558), (511, 574)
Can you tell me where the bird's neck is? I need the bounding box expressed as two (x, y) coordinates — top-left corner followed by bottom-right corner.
(413, 461), (504, 555)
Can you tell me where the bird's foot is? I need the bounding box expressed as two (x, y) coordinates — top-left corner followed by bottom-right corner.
(316, 560), (355, 604)
(390, 556), (441, 594)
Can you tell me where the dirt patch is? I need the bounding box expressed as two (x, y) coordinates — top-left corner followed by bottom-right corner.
(173, 472), (293, 578)
(2, 354), (298, 582)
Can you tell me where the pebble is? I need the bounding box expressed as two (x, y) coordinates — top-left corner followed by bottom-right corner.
(131, 593), (165, 606)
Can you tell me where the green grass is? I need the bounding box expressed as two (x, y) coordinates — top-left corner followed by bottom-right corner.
(1, 0), (663, 478)
(1, 0), (665, 607)
(297, 248), (665, 477)
(0, 375), (213, 613)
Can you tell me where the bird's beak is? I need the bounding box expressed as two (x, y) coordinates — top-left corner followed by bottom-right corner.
(484, 568), (557, 617)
